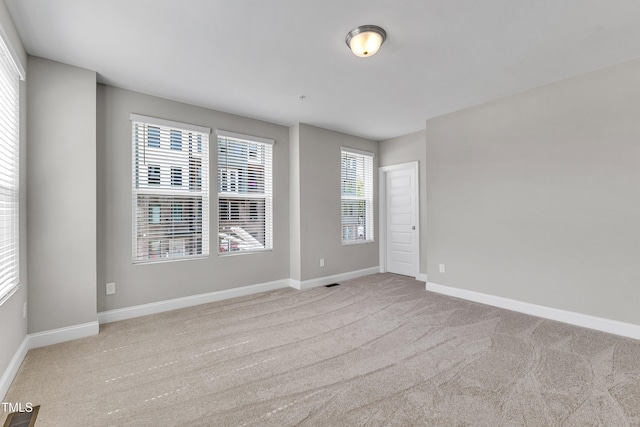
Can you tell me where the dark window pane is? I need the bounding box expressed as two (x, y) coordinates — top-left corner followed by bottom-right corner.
(171, 167), (182, 186)
(148, 165), (160, 185)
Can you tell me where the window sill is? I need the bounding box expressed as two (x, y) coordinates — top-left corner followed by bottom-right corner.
(342, 239), (374, 246)
(133, 255), (209, 265)
(217, 248), (272, 257)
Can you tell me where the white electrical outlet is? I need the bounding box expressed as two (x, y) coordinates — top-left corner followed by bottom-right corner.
(320, 258), (325, 267)
(439, 264), (446, 273)
(23, 302), (26, 319)
(106, 282), (116, 295)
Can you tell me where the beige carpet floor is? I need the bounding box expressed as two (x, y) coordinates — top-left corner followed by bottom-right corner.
(5, 273), (640, 426)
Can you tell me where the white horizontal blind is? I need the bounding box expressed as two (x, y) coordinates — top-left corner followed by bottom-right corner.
(0, 35), (19, 305)
(132, 116), (210, 262)
(217, 131), (273, 253)
(341, 148), (374, 244)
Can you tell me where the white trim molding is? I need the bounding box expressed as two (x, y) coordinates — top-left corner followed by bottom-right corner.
(426, 282), (640, 340)
(101, 269), (381, 323)
(2, 271), (378, 400)
(0, 336), (28, 400)
(29, 321), (100, 349)
(289, 267), (379, 291)
(98, 279), (290, 324)
(1, 322), (100, 399)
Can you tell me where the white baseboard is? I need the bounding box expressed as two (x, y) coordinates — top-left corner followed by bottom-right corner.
(0, 336), (29, 401)
(98, 278), (291, 324)
(100, 269), (379, 323)
(29, 321), (100, 349)
(4, 276), (636, 402)
(426, 282), (640, 340)
(1, 321), (100, 399)
(290, 267), (379, 290)
(2, 321), (100, 399)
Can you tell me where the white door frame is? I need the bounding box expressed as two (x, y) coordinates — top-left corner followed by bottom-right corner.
(378, 161), (420, 280)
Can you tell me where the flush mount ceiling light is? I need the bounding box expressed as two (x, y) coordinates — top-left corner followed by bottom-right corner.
(345, 25), (386, 57)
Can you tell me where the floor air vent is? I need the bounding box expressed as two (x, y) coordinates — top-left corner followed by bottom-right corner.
(325, 283), (340, 287)
(3, 405), (39, 427)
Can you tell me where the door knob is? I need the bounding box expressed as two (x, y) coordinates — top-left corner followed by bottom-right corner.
(411, 226), (415, 230)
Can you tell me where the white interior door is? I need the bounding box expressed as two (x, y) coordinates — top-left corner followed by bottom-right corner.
(385, 166), (417, 276)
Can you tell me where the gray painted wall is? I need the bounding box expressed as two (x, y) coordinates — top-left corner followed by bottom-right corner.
(289, 124), (301, 281)
(97, 85), (290, 312)
(295, 124), (379, 281)
(379, 130), (428, 276)
(0, 2), (27, 395)
(27, 56), (97, 333)
(426, 58), (640, 324)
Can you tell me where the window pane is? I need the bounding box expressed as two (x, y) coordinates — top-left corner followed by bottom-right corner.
(132, 118), (209, 262)
(0, 37), (20, 302)
(148, 126), (160, 147)
(189, 158), (202, 190)
(217, 134), (272, 254)
(170, 130), (182, 150)
(171, 167), (182, 187)
(172, 203), (182, 222)
(149, 204), (161, 224)
(148, 165), (160, 185)
(341, 149), (374, 243)
(148, 240), (161, 259)
(218, 198), (266, 252)
(136, 195), (204, 259)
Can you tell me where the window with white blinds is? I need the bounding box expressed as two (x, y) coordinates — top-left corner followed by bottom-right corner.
(217, 130), (273, 254)
(341, 147), (374, 244)
(131, 114), (210, 263)
(0, 35), (20, 305)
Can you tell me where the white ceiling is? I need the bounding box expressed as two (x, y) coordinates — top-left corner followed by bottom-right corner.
(6, 0), (640, 140)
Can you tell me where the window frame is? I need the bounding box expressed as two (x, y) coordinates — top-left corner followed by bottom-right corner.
(340, 147), (375, 245)
(0, 33), (23, 306)
(216, 130), (274, 255)
(131, 113), (211, 264)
